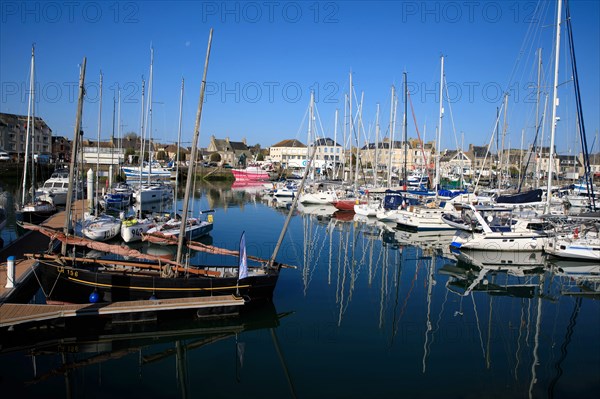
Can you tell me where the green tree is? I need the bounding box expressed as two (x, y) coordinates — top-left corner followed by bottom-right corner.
(124, 131), (138, 140)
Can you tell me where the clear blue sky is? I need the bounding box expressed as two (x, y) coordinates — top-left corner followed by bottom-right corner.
(1, 1), (599, 155)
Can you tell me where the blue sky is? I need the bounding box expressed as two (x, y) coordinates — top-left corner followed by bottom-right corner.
(1, 1), (599, 154)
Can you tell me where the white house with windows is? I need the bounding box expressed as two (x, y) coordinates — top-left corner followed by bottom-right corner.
(78, 139), (125, 165)
(313, 137), (344, 169)
(359, 138), (434, 174)
(269, 137), (344, 170)
(269, 139), (307, 168)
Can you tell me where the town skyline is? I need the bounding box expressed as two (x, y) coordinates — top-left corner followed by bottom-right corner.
(1, 1), (599, 155)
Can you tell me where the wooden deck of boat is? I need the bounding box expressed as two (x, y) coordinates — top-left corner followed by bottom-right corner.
(0, 295), (245, 328)
(0, 200), (86, 301)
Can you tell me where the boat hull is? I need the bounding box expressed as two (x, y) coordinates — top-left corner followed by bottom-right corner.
(299, 192), (335, 205)
(354, 203), (378, 216)
(146, 220), (214, 245)
(37, 262), (279, 303)
(121, 219), (155, 243)
(450, 230), (548, 251)
(332, 200), (362, 212)
(231, 168), (270, 181)
(15, 202), (57, 224)
(544, 237), (600, 261)
(82, 217), (122, 242)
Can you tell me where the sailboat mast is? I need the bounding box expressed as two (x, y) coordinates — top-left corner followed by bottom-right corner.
(546, 0), (562, 213)
(62, 57), (87, 255)
(354, 91), (362, 193)
(21, 45), (35, 206)
(499, 93), (508, 188)
(174, 77), (184, 211)
(518, 128), (524, 190)
(534, 48), (542, 189)
(308, 91), (314, 180)
(147, 47), (154, 184)
(333, 108), (338, 179)
(342, 94), (347, 182)
(387, 85), (395, 187)
(176, 29), (213, 266)
(95, 71), (103, 217)
(374, 103), (380, 188)
(403, 71), (408, 189)
(349, 72), (353, 184)
(31, 60), (36, 202)
(138, 78), (146, 188)
(435, 55), (444, 196)
(110, 95), (116, 188)
(117, 87), (122, 170)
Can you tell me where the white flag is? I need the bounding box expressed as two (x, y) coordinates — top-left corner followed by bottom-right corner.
(238, 231), (248, 280)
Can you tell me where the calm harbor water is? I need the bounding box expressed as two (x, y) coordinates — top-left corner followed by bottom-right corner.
(1, 181), (599, 398)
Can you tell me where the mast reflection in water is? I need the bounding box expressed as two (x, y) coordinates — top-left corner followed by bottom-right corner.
(0, 182), (598, 398)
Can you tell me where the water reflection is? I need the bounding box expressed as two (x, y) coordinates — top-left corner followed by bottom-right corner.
(285, 197), (599, 397)
(0, 303), (294, 398)
(1, 184), (598, 398)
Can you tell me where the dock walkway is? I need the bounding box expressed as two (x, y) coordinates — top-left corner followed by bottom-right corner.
(0, 295), (245, 328)
(1, 200), (90, 302)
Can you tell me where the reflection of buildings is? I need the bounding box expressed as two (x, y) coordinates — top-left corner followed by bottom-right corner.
(204, 181), (264, 211)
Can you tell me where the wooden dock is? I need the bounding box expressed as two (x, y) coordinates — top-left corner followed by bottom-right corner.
(0, 295), (245, 328)
(1, 200), (93, 302)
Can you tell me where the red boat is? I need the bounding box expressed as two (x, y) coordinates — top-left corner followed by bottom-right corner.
(231, 166), (270, 181)
(332, 199), (366, 212)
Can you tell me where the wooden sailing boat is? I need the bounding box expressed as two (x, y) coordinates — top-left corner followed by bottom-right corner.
(15, 45), (57, 224)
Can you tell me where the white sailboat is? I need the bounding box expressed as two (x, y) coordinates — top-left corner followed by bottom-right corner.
(145, 214), (214, 245)
(298, 92), (337, 205)
(393, 57), (461, 232)
(122, 73), (180, 243)
(129, 47), (174, 201)
(82, 212), (122, 241)
(544, 216), (600, 261)
(15, 45), (57, 223)
(449, 204), (549, 251)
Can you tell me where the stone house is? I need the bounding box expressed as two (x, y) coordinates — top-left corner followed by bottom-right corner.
(207, 136), (252, 166)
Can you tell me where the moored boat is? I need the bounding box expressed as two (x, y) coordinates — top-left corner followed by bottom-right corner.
(21, 222), (284, 304)
(231, 165), (270, 182)
(82, 213), (122, 242)
(449, 204), (550, 251)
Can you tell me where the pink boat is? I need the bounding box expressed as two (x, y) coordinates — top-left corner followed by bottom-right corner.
(231, 165), (271, 181)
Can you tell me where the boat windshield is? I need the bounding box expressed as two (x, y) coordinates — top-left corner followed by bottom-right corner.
(481, 209), (512, 232)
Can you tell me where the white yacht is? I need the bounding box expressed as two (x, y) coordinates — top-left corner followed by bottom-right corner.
(37, 168), (83, 206)
(449, 204), (550, 251)
(544, 221), (600, 261)
(134, 182), (173, 206)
